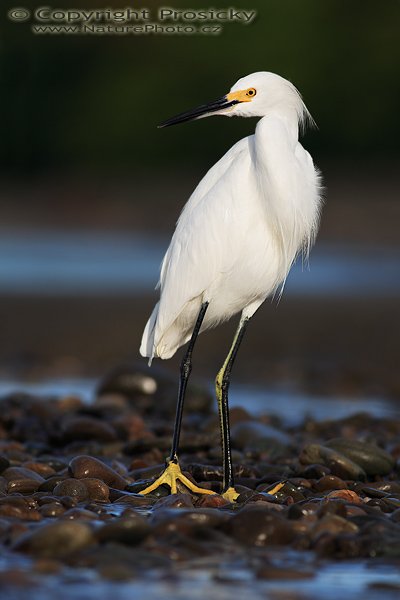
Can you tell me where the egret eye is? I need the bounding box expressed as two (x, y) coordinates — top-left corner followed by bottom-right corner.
(246, 88), (256, 97)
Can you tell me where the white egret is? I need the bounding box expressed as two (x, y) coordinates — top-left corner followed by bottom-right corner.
(139, 72), (322, 501)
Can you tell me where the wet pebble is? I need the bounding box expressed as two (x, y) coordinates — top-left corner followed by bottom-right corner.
(22, 461), (56, 478)
(315, 475), (348, 492)
(196, 494), (230, 508)
(38, 502), (66, 518)
(69, 455), (127, 489)
(13, 520), (94, 558)
(0, 497), (42, 521)
(229, 506), (296, 546)
(153, 493), (194, 510)
(300, 444), (366, 480)
(231, 421), (292, 453)
(2, 466), (45, 484)
(326, 438), (395, 476)
(81, 478), (110, 502)
(7, 478), (42, 494)
(311, 514), (359, 540)
(325, 489), (362, 504)
(53, 479), (89, 502)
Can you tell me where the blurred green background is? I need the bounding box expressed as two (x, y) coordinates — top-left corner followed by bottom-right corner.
(2, 0), (400, 177)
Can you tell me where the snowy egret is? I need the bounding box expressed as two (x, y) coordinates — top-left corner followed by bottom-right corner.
(140, 72), (322, 501)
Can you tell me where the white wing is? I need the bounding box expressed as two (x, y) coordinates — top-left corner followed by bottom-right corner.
(140, 135), (251, 359)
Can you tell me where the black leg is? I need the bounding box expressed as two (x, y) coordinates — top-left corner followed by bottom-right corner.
(169, 301), (209, 463)
(216, 316), (249, 496)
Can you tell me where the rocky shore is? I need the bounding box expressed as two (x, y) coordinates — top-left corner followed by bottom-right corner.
(1, 365), (400, 594)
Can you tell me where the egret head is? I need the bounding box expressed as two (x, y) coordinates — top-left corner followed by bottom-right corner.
(159, 71), (311, 129)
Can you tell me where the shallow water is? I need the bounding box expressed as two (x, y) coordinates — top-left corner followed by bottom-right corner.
(2, 557), (400, 600)
(0, 376), (397, 426)
(0, 230), (399, 296)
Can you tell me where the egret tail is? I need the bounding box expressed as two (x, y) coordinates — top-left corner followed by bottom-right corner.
(139, 301), (159, 365)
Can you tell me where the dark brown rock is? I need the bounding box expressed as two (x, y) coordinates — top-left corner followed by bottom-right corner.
(62, 417), (117, 443)
(13, 521), (94, 558)
(53, 479), (89, 502)
(81, 478), (110, 502)
(229, 506), (295, 546)
(69, 456), (127, 490)
(326, 438), (395, 476)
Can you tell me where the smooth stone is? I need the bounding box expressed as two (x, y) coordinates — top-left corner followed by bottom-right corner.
(22, 462), (56, 478)
(196, 494), (230, 508)
(325, 490), (362, 504)
(39, 502), (66, 518)
(302, 464), (331, 479)
(62, 417), (117, 443)
(36, 456), (68, 472)
(229, 506), (295, 546)
(37, 495), (60, 505)
(153, 493), (194, 510)
(326, 438), (395, 476)
(69, 456), (127, 490)
(2, 467), (45, 483)
(96, 514), (150, 545)
(81, 478), (110, 502)
(53, 479), (89, 502)
(38, 474), (68, 493)
(345, 505), (367, 517)
(0, 499), (42, 521)
(13, 521), (94, 558)
(315, 475), (348, 492)
(7, 478), (42, 494)
(317, 500), (347, 518)
(311, 514), (359, 539)
(300, 444), (366, 480)
(62, 508), (99, 520)
(365, 481), (400, 494)
(231, 421), (291, 452)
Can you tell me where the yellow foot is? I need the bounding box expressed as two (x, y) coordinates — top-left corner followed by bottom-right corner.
(222, 482), (285, 503)
(222, 487), (240, 502)
(138, 461), (216, 497)
(266, 481), (285, 495)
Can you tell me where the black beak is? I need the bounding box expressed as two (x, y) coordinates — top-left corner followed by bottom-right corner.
(158, 95), (240, 128)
